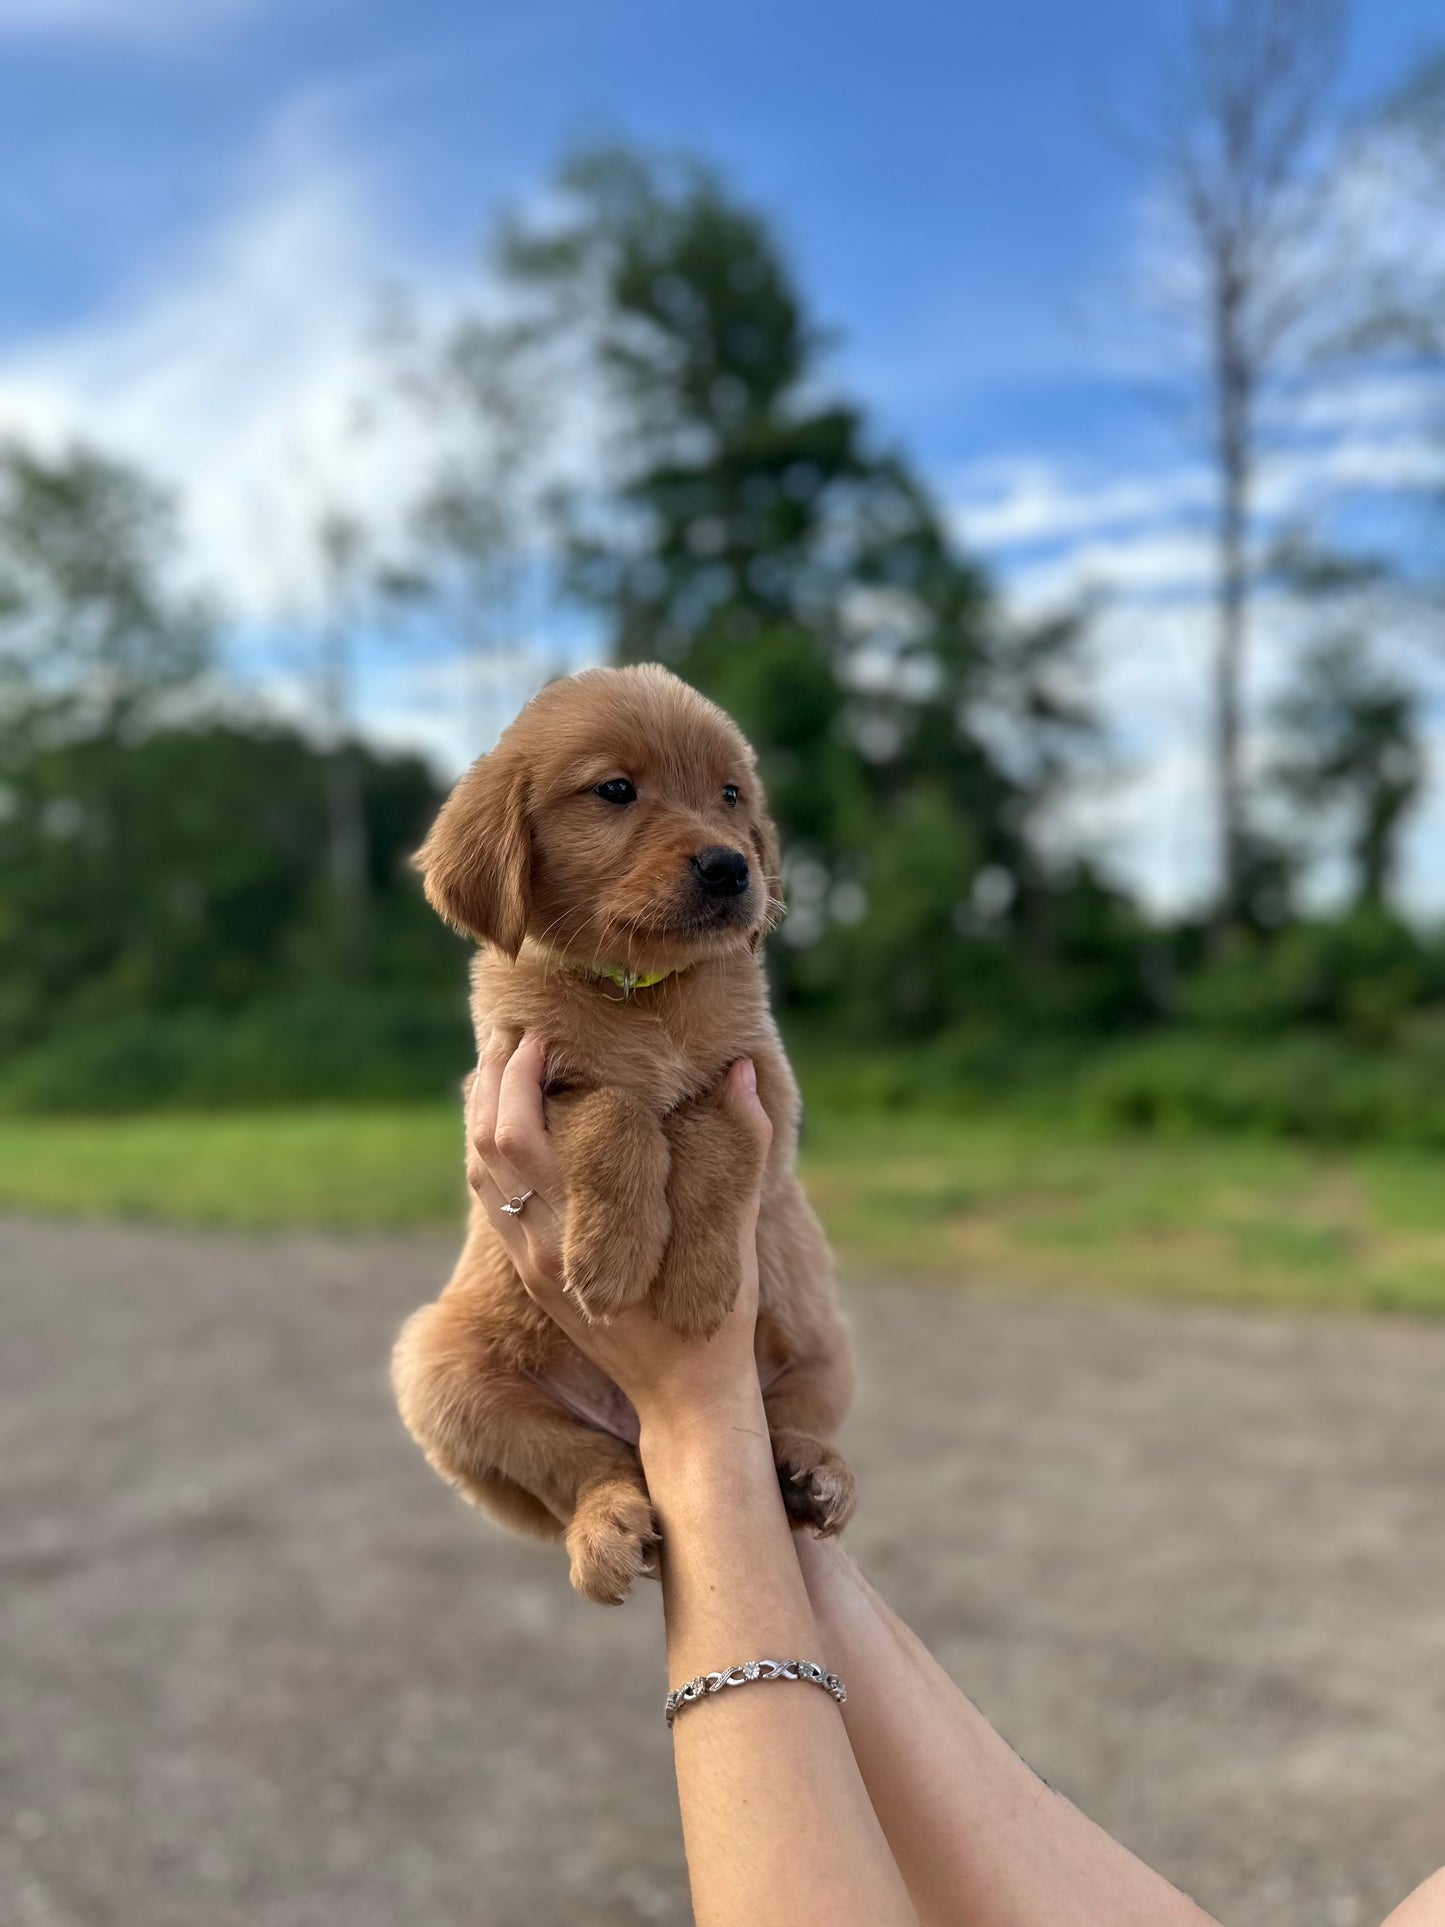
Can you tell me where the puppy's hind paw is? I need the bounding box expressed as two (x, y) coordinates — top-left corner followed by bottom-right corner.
(775, 1434), (857, 1538)
(566, 1486), (659, 1605)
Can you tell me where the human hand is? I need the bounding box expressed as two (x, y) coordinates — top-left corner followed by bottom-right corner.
(466, 1032), (773, 1449)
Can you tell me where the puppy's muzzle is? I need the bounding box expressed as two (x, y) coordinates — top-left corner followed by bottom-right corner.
(691, 846), (750, 899)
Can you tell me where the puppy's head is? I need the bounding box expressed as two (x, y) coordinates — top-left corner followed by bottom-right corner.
(416, 665), (782, 973)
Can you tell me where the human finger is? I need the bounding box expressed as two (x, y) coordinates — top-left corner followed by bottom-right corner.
(476, 1169), (569, 1318)
(720, 1056), (772, 1154)
(492, 1033), (562, 1203)
(466, 1028), (524, 1201)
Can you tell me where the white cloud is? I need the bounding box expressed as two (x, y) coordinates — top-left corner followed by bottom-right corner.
(952, 413), (1445, 575)
(0, 134), (450, 625)
(1031, 584), (1445, 918)
(1285, 434), (1445, 497)
(951, 460), (1214, 552)
(1289, 369), (1443, 439)
(1015, 531), (1219, 610)
(951, 423), (1445, 915)
(0, 97), (614, 782)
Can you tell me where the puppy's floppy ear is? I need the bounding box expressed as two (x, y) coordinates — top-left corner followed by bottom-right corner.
(414, 747), (532, 955)
(750, 803), (784, 943)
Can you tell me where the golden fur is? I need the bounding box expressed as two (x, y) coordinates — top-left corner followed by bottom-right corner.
(391, 665), (856, 1603)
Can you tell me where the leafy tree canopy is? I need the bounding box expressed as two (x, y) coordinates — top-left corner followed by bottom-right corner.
(0, 442), (211, 751)
(490, 146), (1103, 1031)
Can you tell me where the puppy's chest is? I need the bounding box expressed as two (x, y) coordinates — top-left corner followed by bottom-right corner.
(471, 972), (744, 1112)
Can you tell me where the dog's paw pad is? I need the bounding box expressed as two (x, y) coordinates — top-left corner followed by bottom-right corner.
(778, 1446), (857, 1537)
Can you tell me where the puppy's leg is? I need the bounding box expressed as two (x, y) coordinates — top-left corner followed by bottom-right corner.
(547, 1088), (671, 1325)
(392, 1296), (656, 1604)
(564, 1479), (661, 1607)
(651, 1080), (770, 1338)
(762, 1332), (859, 1538)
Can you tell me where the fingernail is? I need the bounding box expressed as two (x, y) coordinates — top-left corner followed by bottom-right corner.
(738, 1057), (757, 1094)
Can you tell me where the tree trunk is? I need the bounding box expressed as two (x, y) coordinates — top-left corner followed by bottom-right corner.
(320, 618), (369, 977)
(1358, 785), (1405, 914)
(325, 742), (369, 973)
(1211, 279), (1252, 943)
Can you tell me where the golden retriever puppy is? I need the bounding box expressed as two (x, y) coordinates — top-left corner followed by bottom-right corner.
(391, 664), (856, 1603)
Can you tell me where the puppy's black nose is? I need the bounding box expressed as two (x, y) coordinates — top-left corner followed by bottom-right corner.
(692, 845), (750, 897)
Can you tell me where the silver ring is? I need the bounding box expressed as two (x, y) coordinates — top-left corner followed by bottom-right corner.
(500, 1189), (534, 1218)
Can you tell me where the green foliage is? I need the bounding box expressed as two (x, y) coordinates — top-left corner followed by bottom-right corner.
(0, 441), (210, 745)
(0, 150), (1439, 1156)
(1080, 1026), (1445, 1145)
(1271, 631), (1423, 910)
(789, 913), (1445, 1148)
(0, 722), (457, 1058)
(495, 146), (1103, 1029)
(1176, 912), (1443, 1039)
(0, 992), (472, 1114)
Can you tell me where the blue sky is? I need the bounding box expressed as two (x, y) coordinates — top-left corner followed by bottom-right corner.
(1, 0), (1442, 909)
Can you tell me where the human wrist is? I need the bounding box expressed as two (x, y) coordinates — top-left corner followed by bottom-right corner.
(795, 1533), (876, 1634)
(637, 1378), (771, 1490)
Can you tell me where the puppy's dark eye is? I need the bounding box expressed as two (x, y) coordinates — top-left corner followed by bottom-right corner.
(722, 784), (739, 808)
(594, 777), (637, 807)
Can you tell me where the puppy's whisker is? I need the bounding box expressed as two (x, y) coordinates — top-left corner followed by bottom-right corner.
(534, 902), (614, 986)
(529, 907), (584, 991)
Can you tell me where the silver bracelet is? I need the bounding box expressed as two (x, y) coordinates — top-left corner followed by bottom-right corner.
(665, 1659), (846, 1729)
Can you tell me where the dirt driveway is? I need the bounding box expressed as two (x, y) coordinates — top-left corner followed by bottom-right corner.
(3, 1214), (1443, 1926)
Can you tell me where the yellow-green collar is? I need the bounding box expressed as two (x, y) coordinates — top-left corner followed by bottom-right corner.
(574, 961), (680, 998)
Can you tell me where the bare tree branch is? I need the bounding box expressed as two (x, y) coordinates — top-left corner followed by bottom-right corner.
(1133, 0), (1347, 932)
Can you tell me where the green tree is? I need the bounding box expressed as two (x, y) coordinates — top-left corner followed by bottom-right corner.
(0, 720), (451, 1055)
(1272, 633), (1422, 911)
(0, 441), (216, 1050)
(0, 440), (456, 1056)
(0, 441), (210, 750)
(482, 146), (1100, 1032)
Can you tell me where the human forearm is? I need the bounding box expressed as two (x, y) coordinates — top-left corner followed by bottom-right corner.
(1381, 1869), (1445, 1926)
(471, 1045), (913, 1922)
(796, 1536), (1219, 1927)
(642, 1401), (917, 1927)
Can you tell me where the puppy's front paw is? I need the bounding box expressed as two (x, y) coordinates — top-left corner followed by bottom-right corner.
(774, 1432), (857, 1537)
(652, 1240), (740, 1341)
(549, 1087), (670, 1324)
(562, 1215), (659, 1326)
(566, 1485), (659, 1605)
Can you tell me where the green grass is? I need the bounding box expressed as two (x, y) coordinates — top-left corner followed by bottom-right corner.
(2, 1102), (1443, 1315)
(0, 1106), (465, 1231)
(801, 1111), (1445, 1315)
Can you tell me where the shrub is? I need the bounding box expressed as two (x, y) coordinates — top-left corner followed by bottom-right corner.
(0, 992), (474, 1114)
(1178, 914), (1443, 1040)
(1079, 1027), (1445, 1145)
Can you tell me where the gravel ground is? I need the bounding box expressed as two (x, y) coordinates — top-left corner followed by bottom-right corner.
(2, 1214), (1443, 1926)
